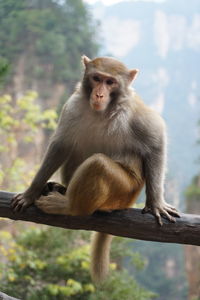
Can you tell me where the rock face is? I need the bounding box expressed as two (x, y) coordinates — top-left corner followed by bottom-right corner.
(185, 245), (200, 299)
(185, 175), (200, 300)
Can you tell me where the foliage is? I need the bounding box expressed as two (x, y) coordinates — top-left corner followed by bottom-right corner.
(185, 184), (200, 199)
(0, 227), (156, 300)
(0, 91), (57, 191)
(130, 241), (188, 300)
(0, 0), (99, 86)
(185, 175), (200, 200)
(89, 271), (156, 300)
(0, 57), (9, 83)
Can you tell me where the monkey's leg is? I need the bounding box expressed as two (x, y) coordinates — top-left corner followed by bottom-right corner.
(65, 153), (143, 215)
(65, 153), (143, 284)
(36, 153), (143, 215)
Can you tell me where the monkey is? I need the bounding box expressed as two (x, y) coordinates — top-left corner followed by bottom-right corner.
(11, 55), (180, 282)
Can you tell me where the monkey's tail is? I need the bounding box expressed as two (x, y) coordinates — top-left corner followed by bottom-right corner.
(90, 232), (113, 283)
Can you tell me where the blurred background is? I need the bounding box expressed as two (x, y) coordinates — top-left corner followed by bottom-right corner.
(0, 0), (199, 299)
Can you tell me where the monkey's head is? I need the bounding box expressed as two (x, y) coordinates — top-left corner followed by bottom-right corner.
(81, 56), (138, 112)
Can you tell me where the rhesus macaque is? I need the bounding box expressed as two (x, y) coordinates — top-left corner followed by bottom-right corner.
(12, 56), (180, 282)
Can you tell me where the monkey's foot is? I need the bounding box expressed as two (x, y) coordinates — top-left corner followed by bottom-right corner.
(35, 192), (69, 215)
(142, 202), (180, 226)
(42, 181), (66, 196)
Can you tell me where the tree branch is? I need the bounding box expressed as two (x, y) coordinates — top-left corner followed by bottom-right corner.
(0, 191), (200, 246)
(0, 291), (20, 300)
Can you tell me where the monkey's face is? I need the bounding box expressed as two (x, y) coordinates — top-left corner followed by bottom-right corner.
(81, 55), (139, 112)
(89, 73), (119, 112)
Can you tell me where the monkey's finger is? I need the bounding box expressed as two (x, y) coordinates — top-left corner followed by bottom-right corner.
(165, 207), (180, 218)
(13, 199), (28, 213)
(142, 206), (151, 214)
(12, 199), (25, 212)
(153, 209), (163, 226)
(165, 204), (180, 214)
(161, 209), (176, 223)
(142, 206), (163, 225)
(12, 201), (24, 212)
(13, 203), (22, 213)
(11, 194), (20, 203)
(19, 202), (30, 213)
(11, 195), (23, 209)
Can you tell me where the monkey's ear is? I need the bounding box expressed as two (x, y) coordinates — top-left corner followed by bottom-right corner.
(82, 55), (91, 67)
(128, 69), (139, 84)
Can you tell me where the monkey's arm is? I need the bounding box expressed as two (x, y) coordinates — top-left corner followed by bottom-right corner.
(143, 143), (180, 226)
(11, 139), (68, 212)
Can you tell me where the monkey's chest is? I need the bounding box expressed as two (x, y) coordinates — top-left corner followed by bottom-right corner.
(73, 116), (133, 160)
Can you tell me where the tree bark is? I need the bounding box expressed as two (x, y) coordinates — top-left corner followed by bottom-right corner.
(0, 291), (20, 300)
(0, 191), (200, 246)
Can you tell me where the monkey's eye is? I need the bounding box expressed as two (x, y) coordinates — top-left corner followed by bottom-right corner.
(106, 79), (114, 85)
(93, 75), (100, 82)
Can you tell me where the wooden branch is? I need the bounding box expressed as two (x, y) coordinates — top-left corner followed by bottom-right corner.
(0, 291), (20, 300)
(0, 191), (200, 246)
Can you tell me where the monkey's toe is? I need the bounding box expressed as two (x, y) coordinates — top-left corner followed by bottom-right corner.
(35, 193), (69, 215)
(35, 195), (55, 213)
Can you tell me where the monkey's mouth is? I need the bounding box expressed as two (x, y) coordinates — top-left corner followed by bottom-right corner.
(91, 102), (106, 112)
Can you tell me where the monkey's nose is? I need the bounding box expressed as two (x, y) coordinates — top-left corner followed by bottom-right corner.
(96, 93), (104, 99)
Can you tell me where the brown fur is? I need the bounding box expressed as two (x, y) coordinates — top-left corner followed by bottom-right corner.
(90, 232), (113, 283)
(91, 57), (129, 76)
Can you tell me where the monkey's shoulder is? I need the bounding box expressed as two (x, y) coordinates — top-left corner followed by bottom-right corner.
(128, 94), (166, 150)
(132, 93), (165, 129)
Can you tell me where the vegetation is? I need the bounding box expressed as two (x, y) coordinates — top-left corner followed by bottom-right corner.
(0, 227), (156, 300)
(185, 119), (200, 201)
(0, 57), (8, 79)
(130, 241), (188, 300)
(0, 0), (98, 87)
(185, 181), (200, 199)
(0, 91), (57, 191)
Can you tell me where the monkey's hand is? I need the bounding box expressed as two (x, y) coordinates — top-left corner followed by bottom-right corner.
(11, 191), (37, 213)
(11, 182), (66, 213)
(142, 200), (180, 226)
